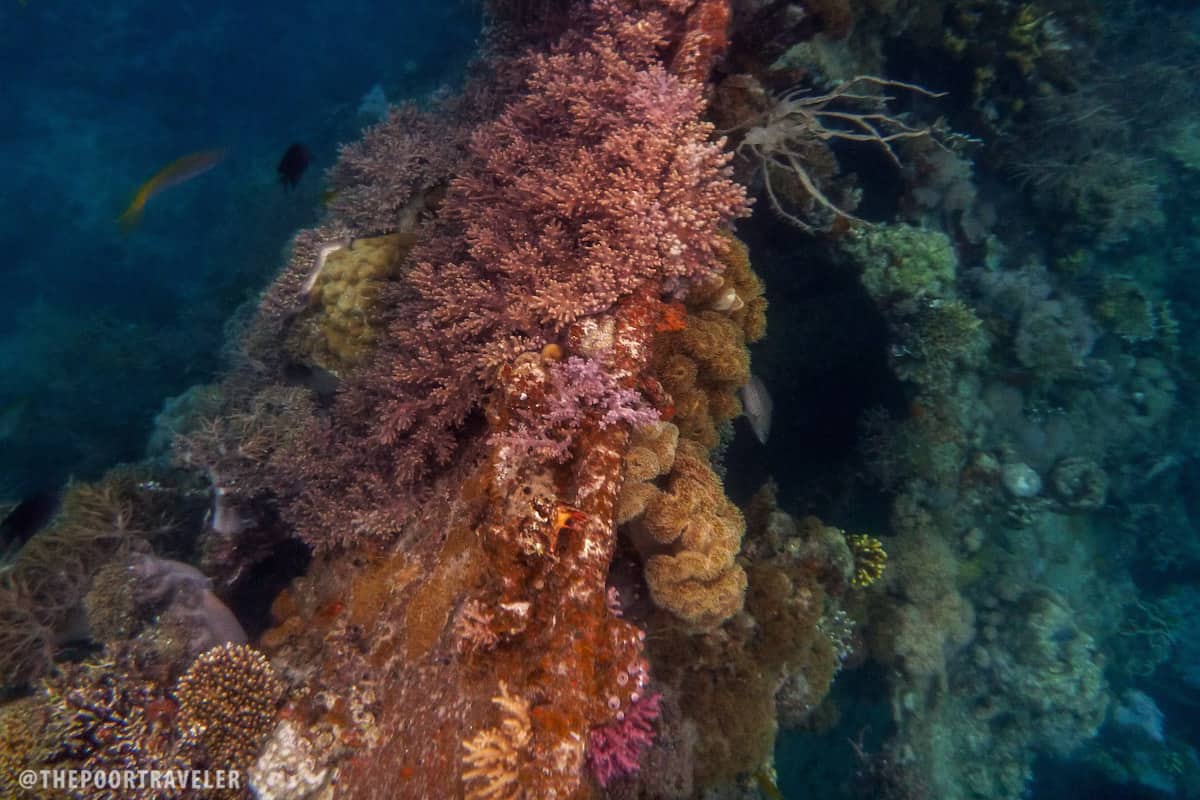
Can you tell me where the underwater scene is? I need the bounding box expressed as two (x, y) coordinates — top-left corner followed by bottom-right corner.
(1, 0), (1199, 797)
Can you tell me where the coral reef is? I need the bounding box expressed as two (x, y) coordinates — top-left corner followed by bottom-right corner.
(38, 644), (281, 799)
(15, 0), (1199, 799)
(0, 470), (180, 687)
(626, 437), (748, 629)
(283, 233), (418, 372)
(175, 643), (284, 774)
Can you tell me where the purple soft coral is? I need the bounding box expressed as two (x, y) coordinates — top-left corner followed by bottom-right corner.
(493, 355), (659, 466)
(550, 356), (661, 430)
(587, 691), (662, 787)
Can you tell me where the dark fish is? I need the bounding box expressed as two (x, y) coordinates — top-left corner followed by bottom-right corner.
(0, 488), (60, 552)
(277, 143), (312, 188)
(283, 361), (341, 405)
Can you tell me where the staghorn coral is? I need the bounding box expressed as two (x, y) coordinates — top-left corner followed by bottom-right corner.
(175, 643), (284, 772)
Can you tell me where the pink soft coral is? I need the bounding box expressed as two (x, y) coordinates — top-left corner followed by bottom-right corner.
(587, 692), (663, 787)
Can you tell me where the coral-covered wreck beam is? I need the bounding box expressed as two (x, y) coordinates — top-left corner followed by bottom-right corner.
(461, 290), (665, 798)
(315, 0), (746, 797)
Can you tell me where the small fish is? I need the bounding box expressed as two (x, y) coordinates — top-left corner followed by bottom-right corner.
(277, 143), (312, 189)
(740, 373), (773, 445)
(0, 488), (60, 554)
(117, 149), (226, 230)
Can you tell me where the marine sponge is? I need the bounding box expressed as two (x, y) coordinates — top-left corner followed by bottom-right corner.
(175, 643), (283, 771)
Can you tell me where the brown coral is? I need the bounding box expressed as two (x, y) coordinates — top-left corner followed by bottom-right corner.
(0, 695), (62, 798)
(627, 438), (748, 629)
(0, 470), (175, 687)
(175, 643), (283, 771)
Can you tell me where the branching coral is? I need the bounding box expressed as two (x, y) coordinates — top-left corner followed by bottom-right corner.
(153, 3), (761, 799)
(314, 0), (749, 508)
(325, 104), (470, 237)
(42, 643), (281, 798)
(461, 682), (532, 800)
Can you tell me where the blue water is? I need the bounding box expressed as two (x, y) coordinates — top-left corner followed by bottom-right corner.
(0, 1), (480, 496)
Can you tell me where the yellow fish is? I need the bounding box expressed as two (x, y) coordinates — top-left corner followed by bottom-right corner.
(117, 149), (226, 230)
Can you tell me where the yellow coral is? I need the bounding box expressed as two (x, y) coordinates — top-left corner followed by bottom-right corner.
(847, 533), (887, 588)
(462, 682), (531, 800)
(286, 233), (416, 372)
(631, 440), (747, 629)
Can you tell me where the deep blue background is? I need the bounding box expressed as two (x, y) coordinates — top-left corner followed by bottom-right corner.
(0, 1), (481, 496)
